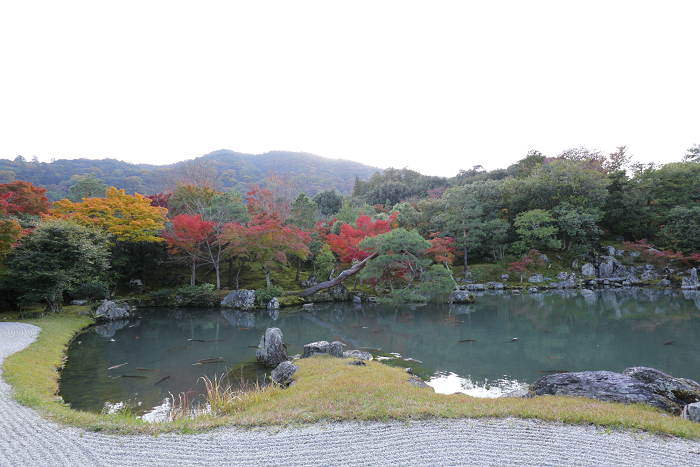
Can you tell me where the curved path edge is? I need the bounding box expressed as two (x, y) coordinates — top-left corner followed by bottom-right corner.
(1, 322), (698, 467)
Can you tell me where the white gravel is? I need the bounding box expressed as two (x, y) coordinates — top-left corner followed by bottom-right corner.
(1, 322), (699, 467)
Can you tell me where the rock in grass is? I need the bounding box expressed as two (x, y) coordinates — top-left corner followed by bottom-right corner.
(302, 340), (345, 358)
(271, 361), (299, 387)
(407, 375), (431, 389)
(343, 350), (373, 361)
(682, 402), (700, 423)
(531, 370), (682, 414)
(256, 328), (288, 367)
(347, 359), (366, 366)
(303, 340), (330, 357)
(623, 366), (700, 407)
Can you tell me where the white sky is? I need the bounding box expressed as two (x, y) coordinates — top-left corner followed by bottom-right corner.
(1, 1), (698, 177)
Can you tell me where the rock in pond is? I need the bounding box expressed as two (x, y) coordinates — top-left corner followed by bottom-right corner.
(94, 300), (131, 322)
(448, 290), (475, 304)
(271, 361), (299, 387)
(531, 370), (683, 414)
(256, 328), (288, 367)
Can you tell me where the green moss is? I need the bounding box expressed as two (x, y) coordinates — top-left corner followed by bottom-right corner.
(278, 296), (305, 307)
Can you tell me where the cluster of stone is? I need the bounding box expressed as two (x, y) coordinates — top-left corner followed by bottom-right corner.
(255, 328), (374, 387)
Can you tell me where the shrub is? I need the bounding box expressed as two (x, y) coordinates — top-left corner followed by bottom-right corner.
(148, 288), (175, 306)
(175, 283), (218, 307)
(255, 285), (284, 306)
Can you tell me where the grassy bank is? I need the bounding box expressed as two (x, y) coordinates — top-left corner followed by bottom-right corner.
(3, 311), (700, 439)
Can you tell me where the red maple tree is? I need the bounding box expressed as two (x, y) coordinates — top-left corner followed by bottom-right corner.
(325, 213), (396, 266)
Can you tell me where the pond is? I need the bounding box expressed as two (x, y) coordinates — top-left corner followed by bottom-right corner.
(60, 288), (700, 419)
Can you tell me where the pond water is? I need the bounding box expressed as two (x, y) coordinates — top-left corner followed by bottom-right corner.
(60, 288), (700, 419)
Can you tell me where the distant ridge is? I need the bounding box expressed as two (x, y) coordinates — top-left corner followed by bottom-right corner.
(0, 150), (382, 201)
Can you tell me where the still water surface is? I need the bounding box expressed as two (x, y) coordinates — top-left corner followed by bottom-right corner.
(60, 289), (700, 418)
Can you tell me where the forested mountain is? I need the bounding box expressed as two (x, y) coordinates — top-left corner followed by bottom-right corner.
(0, 150), (381, 201)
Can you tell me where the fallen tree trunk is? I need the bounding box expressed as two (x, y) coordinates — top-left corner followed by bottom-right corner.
(299, 252), (378, 297)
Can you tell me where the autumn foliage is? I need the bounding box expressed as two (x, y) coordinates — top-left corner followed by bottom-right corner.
(0, 181), (50, 216)
(220, 214), (311, 287)
(52, 187), (167, 242)
(324, 213), (396, 265)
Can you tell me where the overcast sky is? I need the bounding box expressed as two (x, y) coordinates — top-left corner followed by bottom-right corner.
(1, 1), (698, 177)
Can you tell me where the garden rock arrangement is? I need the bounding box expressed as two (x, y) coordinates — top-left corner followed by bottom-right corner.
(94, 300), (131, 322)
(256, 327), (288, 367)
(530, 366), (700, 419)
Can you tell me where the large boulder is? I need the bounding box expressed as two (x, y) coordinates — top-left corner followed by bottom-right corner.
(302, 340), (344, 358)
(448, 290), (475, 304)
(256, 328), (288, 367)
(581, 263), (595, 277)
(94, 300), (131, 322)
(221, 289), (257, 309)
(531, 370), (682, 414)
(528, 274), (545, 283)
(622, 366), (700, 408)
(555, 272), (569, 281)
(271, 361), (299, 387)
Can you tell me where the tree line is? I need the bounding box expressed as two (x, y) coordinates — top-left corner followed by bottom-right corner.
(1, 143), (699, 311)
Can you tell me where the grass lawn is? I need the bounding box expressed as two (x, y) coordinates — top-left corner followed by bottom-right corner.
(3, 309), (700, 439)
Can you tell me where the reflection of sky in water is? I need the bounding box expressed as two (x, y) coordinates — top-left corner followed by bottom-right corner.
(428, 372), (527, 398)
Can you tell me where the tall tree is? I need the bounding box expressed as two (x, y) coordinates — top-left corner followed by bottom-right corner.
(68, 173), (107, 202)
(161, 214), (217, 286)
(220, 214), (311, 287)
(442, 187), (484, 270)
(358, 228), (454, 305)
(7, 219), (110, 312)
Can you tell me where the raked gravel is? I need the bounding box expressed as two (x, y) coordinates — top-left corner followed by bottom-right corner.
(1, 322), (699, 467)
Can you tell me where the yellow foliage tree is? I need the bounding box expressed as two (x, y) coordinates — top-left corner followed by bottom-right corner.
(52, 187), (167, 243)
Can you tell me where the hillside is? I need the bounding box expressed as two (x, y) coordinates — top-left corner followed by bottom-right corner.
(0, 150), (382, 201)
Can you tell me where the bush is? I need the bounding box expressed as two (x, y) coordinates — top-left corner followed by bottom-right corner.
(176, 283), (219, 307)
(255, 285), (284, 306)
(70, 282), (108, 301)
(148, 288), (175, 306)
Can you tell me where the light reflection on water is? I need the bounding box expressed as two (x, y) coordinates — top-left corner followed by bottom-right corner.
(60, 288), (700, 417)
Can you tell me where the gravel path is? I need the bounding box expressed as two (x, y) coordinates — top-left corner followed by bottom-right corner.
(1, 322), (699, 467)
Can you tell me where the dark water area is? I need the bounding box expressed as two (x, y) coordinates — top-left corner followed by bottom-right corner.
(60, 288), (700, 418)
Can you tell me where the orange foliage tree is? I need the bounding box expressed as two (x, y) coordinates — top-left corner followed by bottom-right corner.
(52, 187), (167, 243)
